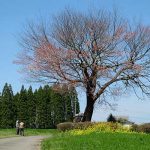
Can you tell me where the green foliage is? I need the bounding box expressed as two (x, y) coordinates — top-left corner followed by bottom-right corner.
(35, 86), (48, 128)
(13, 92), (19, 124)
(27, 86), (36, 128)
(43, 85), (53, 128)
(0, 83), (14, 128)
(51, 91), (65, 126)
(17, 85), (28, 124)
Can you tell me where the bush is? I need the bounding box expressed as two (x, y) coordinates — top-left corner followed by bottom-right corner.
(57, 122), (94, 131)
(73, 122), (94, 130)
(131, 124), (139, 132)
(57, 122), (73, 131)
(136, 123), (150, 133)
(131, 123), (150, 133)
(68, 122), (132, 136)
(57, 122), (150, 134)
(57, 122), (133, 133)
(89, 122), (131, 132)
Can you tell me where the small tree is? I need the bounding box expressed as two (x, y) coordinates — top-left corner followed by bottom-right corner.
(107, 113), (116, 122)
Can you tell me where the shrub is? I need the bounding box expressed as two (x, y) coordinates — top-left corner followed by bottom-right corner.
(73, 122), (94, 130)
(57, 122), (73, 131)
(68, 122), (132, 136)
(131, 124), (139, 132)
(57, 122), (94, 131)
(131, 123), (150, 134)
(57, 122), (133, 133)
(136, 123), (150, 133)
(89, 122), (131, 132)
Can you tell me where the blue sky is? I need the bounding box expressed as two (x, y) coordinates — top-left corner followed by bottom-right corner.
(1, 0), (150, 124)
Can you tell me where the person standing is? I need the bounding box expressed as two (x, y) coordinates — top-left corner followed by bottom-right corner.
(16, 120), (20, 135)
(19, 121), (25, 136)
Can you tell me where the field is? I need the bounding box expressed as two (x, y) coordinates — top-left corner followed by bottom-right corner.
(42, 131), (150, 150)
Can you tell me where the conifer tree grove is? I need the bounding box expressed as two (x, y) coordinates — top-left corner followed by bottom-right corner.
(0, 83), (80, 128)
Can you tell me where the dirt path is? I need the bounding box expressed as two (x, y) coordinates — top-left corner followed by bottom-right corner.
(0, 136), (48, 150)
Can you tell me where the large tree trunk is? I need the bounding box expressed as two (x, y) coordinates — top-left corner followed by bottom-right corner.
(82, 95), (95, 122)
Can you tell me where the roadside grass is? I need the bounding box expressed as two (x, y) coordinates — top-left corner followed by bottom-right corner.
(0, 129), (58, 138)
(0, 129), (17, 138)
(42, 131), (150, 150)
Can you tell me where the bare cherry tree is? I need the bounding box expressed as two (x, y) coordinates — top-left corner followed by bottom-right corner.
(15, 9), (150, 121)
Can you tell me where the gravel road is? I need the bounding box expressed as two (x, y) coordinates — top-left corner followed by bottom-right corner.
(0, 136), (48, 150)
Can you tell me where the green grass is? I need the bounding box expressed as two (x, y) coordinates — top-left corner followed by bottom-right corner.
(0, 128), (58, 138)
(0, 129), (17, 138)
(42, 131), (150, 150)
